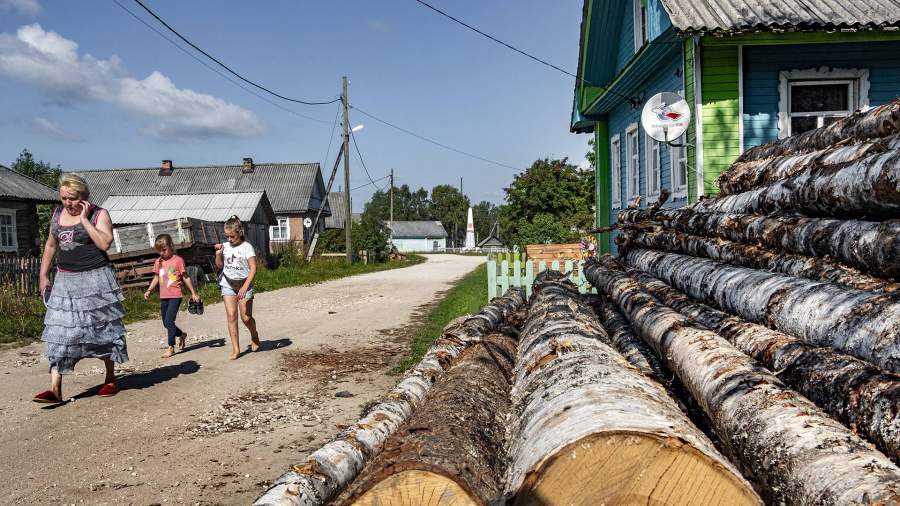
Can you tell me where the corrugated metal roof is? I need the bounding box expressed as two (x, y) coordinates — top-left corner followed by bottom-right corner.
(101, 192), (272, 225)
(387, 221), (448, 239)
(324, 192), (346, 229)
(76, 162), (322, 214)
(661, 0), (900, 35)
(0, 165), (58, 202)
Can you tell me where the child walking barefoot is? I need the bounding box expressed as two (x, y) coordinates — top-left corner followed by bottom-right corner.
(144, 234), (200, 358)
(215, 216), (261, 360)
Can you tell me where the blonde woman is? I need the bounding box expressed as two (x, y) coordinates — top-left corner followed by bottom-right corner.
(33, 174), (128, 404)
(215, 215), (261, 359)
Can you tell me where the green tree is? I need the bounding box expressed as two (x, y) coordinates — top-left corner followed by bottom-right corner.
(363, 185), (432, 223)
(430, 185), (470, 247)
(352, 213), (389, 262)
(472, 200), (499, 242)
(513, 213), (571, 245)
(11, 149), (61, 244)
(500, 157), (594, 248)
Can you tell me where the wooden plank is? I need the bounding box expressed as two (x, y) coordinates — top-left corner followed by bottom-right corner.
(552, 260), (560, 272)
(525, 259), (534, 300)
(513, 258), (521, 289)
(500, 260), (509, 295)
(487, 257), (497, 300)
(526, 243), (583, 262)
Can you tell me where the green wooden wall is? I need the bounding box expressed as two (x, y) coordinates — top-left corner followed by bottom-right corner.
(594, 120), (612, 254)
(700, 44), (740, 196)
(683, 38), (697, 203)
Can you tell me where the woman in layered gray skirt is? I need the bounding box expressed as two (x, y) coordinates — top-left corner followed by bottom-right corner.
(33, 174), (127, 403)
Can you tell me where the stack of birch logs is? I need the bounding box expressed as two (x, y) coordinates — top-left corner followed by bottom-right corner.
(583, 99), (900, 504)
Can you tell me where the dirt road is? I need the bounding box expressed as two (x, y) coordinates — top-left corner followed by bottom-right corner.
(0, 254), (483, 506)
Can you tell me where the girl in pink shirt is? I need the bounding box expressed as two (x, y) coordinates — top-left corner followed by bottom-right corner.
(144, 234), (200, 358)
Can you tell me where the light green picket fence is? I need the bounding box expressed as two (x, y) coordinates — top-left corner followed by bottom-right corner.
(486, 252), (596, 300)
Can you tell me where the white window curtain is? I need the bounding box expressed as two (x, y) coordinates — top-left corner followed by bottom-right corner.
(269, 216), (290, 241)
(646, 135), (661, 198)
(625, 124), (640, 201)
(0, 209), (17, 252)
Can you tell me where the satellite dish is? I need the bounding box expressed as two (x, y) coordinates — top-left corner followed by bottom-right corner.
(303, 217), (313, 228)
(641, 92), (691, 143)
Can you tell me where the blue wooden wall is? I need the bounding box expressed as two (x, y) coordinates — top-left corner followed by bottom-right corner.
(615, 0), (637, 73)
(606, 45), (686, 253)
(743, 41), (900, 149)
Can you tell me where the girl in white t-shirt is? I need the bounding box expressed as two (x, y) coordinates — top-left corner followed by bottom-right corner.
(215, 216), (261, 360)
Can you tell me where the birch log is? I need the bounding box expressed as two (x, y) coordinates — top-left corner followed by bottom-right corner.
(584, 294), (668, 381)
(505, 271), (760, 506)
(254, 289), (526, 506)
(718, 135), (899, 195)
(698, 139), (900, 218)
(334, 334), (517, 506)
(735, 99), (900, 164)
(583, 256), (900, 504)
(630, 269), (900, 464)
(624, 228), (900, 292)
(619, 207), (900, 279)
(624, 248), (900, 373)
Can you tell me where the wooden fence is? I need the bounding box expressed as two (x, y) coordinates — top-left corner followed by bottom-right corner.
(0, 254), (42, 296)
(486, 252), (596, 300)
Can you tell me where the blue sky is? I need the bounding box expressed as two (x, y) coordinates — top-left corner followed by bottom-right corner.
(0, 0), (590, 209)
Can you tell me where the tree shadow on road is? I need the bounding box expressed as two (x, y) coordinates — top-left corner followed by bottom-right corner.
(42, 360), (201, 409)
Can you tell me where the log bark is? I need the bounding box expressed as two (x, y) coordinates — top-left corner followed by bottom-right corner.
(583, 256), (900, 504)
(623, 248), (900, 373)
(623, 228), (900, 292)
(630, 269), (900, 464)
(619, 207), (900, 279)
(735, 99), (900, 164)
(254, 289), (526, 506)
(699, 138), (900, 218)
(718, 135), (898, 195)
(505, 271), (760, 506)
(584, 294), (669, 381)
(334, 333), (517, 506)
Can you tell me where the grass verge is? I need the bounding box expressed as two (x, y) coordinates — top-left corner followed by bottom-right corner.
(391, 263), (487, 374)
(0, 255), (425, 344)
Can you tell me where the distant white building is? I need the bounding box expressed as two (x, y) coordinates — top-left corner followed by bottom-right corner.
(387, 221), (448, 252)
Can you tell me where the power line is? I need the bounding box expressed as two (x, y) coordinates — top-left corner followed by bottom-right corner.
(350, 174), (390, 192)
(411, 0), (639, 103)
(322, 104), (341, 164)
(131, 0), (341, 106)
(349, 126), (382, 190)
(111, 0), (335, 125)
(350, 105), (519, 171)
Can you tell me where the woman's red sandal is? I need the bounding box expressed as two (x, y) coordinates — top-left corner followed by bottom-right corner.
(32, 390), (62, 404)
(98, 383), (118, 397)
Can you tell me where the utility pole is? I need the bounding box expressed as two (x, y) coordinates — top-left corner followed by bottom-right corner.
(388, 168), (394, 249)
(342, 76), (352, 264)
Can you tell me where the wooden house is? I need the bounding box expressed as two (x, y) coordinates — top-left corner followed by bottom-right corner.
(77, 157), (329, 252)
(0, 164), (58, 254)
(571, 0), (900, 252)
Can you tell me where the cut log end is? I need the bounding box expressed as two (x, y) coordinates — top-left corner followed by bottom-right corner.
(350, 470), (477, 506)
(514, 432), (761, 506)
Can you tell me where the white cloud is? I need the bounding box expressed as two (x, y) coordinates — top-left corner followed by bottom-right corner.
(0, 0), (41, 16)
(0, 24), (263, 139)
(32, 116), (81, 140)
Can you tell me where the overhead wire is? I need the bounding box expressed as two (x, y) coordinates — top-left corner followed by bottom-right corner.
(350, 105), (519, 171)
(322, 104), (341, 164)
(410, 0), (638, 103)
(131, 0), (341, 105)
(111, 0), (335, 125)
(350, 174), (390, 192)
(349, 126), (384, 190)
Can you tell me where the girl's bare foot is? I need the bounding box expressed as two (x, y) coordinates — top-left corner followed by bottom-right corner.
(162, 347), (175, 358)
(229, 351), (240, 360)
(250, 337), (261, 352)
(178, 332), (187, 351)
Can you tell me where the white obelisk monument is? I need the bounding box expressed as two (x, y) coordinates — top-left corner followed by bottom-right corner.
(464, 207), (476, 250)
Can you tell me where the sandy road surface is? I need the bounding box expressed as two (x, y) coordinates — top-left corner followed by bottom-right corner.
(0, 254), (483, 505)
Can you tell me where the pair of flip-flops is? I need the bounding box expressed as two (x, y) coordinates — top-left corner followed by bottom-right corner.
(32, 383), (118, 404)
(188, 298), (204, 315)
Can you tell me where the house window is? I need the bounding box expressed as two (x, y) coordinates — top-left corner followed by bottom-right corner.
(670, 135), (688, 197)
(633, 0), (648, 52)
(778, 68), (870, 138)
(0, 209), (16, 252)
(625, 124), (640, 201)
(270, 216), (290, 241)
(646, 134), (661, 198)
(610, 134), (622, 208)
